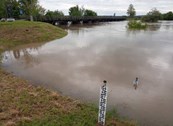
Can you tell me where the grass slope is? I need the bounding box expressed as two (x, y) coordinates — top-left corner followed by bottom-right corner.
(0, 21), (67, 53)
(0, 21), (137, 126)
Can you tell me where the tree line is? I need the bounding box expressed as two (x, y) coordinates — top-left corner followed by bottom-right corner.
(0, 0), (45, 21)
(127, 4), (173, 22)
(0, 0), (97, 21)
(0, 1), (173, 22)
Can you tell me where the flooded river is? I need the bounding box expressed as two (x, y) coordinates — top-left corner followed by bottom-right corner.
(1, 21), (173, 126)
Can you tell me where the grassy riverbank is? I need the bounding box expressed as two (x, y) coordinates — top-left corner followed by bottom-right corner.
(0, 21), (67, 53)
(0, 21), (137, 126)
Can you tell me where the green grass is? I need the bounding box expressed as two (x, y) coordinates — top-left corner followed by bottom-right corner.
(17, 105), (137, 126)
(0, 21), (67, 52)
(0, 69), (137, 126)
(17, 104), (98, 126)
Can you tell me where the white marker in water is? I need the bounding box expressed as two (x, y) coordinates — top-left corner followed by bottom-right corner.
(133, 77), (139, 90)
(98, 80), (108, 126)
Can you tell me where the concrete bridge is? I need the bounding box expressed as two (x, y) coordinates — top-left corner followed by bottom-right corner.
(43, 16), (127, 25)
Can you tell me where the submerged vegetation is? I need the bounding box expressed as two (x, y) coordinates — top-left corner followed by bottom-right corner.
(127, 20), (147, 29)
(0, 21), (137, 126)
(126, 4), (147, 30)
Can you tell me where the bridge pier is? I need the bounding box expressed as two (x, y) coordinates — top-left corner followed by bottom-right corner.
(71, 20), (81, 24)
(59, 21), (68, 25)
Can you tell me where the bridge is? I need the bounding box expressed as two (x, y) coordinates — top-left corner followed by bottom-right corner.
(43, 16), (127, 25)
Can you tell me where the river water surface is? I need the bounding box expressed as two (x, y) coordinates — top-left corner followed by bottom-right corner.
(1, 21), (173, 126)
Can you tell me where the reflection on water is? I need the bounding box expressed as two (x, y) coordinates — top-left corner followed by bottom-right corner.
(162, 21), (173, 30)
(2, 44), (42, 68)
(147, 22), (161, 31)
(1, 21), (173, 126)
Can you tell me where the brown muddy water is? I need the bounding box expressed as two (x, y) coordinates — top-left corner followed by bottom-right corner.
(1, 21), (173, 126)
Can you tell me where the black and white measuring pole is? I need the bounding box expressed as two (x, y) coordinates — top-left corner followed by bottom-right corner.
(98, 80), (108, 126)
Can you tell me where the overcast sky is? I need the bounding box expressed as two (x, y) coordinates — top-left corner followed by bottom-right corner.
(39, 0), (173, 16)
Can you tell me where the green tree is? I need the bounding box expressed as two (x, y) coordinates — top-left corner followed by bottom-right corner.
(127, 4), (136, 18)
(142, 8), (161, 22)
(162, 11), (173, 20)
(69, 5), (83, 16)
(33, 5), (45, 21)
(0, 0), (20, 19)
(35, 5), (45, 15)
(0, 0), (6, 18)
(18, 0), (38, 21)
(45, 10), (64, 20)
(6, 0), (20, 18)
(84, 9), (97, 16)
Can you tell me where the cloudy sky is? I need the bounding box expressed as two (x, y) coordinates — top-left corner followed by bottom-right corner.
(39, 0), (173, 16)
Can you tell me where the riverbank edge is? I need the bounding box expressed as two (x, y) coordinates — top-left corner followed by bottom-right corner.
(0, 21), (137, 126)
